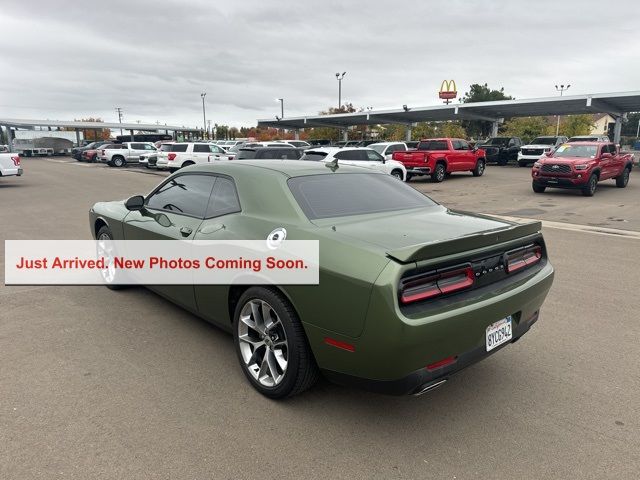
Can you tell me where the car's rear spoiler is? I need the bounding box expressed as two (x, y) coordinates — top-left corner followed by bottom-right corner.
(386, 220), (542, 263)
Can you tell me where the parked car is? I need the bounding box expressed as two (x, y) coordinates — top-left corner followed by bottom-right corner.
(308, 139), (332, 146)
(478, 137), (522, 165)
(235, 147), (304, 160)
(275, 140), (311, 149)
(392, 138), (486, 182)
(405, 141), (419, 149)
(301, 147), (407, 180)
(102, 142), (157, 167)
(72, 141), (111, 161)
(518, 136), (568, 167)
(531, 142), (633, 196)
(89, 160), (554, 397)
(567, 135), (610, 142)
(0, 152), (23, 178)
(82, 143), (122, 163)
(98, 144), (125, 163)
(333, 141), (361, 147)
(368, 142), (408, 160)
(156, 142), (231, 172)
(356, 140), (382, 147)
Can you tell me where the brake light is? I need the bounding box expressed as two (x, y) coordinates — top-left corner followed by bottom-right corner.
(399, 265), (474, 304)
(426, 356), (457, 371)
(11, 155), (20, 166)
(504, 245), (542, 274)
(324, 337), (355, 352)
(168, 153), (177, 161)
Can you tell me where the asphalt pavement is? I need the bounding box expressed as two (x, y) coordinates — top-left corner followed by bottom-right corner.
(1, 158), (639, 479)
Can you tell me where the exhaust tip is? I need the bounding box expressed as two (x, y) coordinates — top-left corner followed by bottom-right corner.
(413, 378), (448, 396)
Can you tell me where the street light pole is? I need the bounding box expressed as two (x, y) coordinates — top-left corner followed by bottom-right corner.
(277, 98), (284, 119)
(335, 72), (346, 109)
(555, 84), (570, 135)
(115, 107), (123, 135)
(200, 92), (207, 139)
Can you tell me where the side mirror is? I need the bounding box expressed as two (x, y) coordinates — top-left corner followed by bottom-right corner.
(545, 151), (552, 157)
(125, 195), (145, 211)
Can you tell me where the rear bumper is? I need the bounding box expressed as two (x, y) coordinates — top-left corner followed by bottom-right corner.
(323, 311), (539, 395)
(407, 167), (432, 175)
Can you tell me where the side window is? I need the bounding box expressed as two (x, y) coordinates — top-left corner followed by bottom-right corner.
(335, 150), (361, 160)
(130, 143), (146, 150)
(365, 150), (384, 161)
(206, 177), (241, 218)
(452, 140), (463, 150)
(193, 144), (211, 153)
(146, 174), (215, 218)
(508, 138), (516, 147)
(169, 144), (189, 153)
(144, 144), (156, 150)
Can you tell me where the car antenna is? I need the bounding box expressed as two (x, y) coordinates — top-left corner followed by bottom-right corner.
(325, 158), (339, 172)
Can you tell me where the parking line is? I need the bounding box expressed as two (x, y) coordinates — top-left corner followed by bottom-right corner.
(487, 214), (640, 240)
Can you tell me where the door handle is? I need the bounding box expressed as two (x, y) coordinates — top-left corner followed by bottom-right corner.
(180, 226), (193, 237)
(198, 224), (225, 234)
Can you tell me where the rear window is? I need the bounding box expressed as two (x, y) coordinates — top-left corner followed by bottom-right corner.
(169, 144), (189, 152)
(530, 137), (557, 145)
(159, 144), (174, 152)
(288, 173), (436, 220)
(418, 140), (448, 151)
(300, 151), (328, 161)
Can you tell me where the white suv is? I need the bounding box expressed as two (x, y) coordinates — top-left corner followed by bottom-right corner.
(368, 142), (408, 160)
(0, 152), (23, 178)
(517, 136), (568, 167)
(156, 142), (231, 171)
(300, 147), (407, 181)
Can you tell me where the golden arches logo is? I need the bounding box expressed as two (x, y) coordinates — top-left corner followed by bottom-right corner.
(440, 79), (457, 94)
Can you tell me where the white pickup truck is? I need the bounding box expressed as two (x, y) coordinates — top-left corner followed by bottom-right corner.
(0, 153), (23, 178)
(156, 142), (231, 171)
(100, 142), (157, 167)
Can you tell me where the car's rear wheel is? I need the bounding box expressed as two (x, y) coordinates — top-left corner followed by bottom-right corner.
(233, 287), (318, 398)
(112, 156), (125, 168)
(181, 161), (195, 169)
(91, 154), (98, 163)
(532, 182), (546, 193)
(582, 174), (598, 196)
(390, 169), (403, 180)
(518, 161), (528, 167)
(431, 163), (446, 183)
(615, 167), (630, 188)
(472, 159), (485, 177)
(405, 173), (413, 182)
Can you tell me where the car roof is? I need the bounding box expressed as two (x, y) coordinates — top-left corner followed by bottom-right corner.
(187, 159), (382, 177)
(560, 141), (607, 145)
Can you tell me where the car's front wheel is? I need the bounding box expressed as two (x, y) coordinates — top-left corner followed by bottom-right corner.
(532, 182), (546, 193)
(96, 225), (124, 290)
(390, 169), (403, 180)
(111, 156), (125, 168)
(233, 287), (318, 398)
(582, 174), (598, 196)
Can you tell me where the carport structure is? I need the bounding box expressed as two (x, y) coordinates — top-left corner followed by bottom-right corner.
(257, 91), (640, 143)
(0, 118), (202, 152)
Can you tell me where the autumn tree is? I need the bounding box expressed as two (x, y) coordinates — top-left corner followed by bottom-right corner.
(72, 117), (111, 140)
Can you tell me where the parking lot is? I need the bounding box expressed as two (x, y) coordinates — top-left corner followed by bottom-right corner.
(2, 158), (640, 479)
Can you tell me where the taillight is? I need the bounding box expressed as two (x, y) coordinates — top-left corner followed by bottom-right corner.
(168, 153), (177, 161)
(504, 245), (542, 274)
(399, 265), (474, 304)
(11, 155), (20, 166)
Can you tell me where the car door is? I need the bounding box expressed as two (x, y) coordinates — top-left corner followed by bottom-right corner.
(122, 173), (216, 311)
(451, 140), (474, 170)
(128, 143), (147, 162)
(192, 175), (243, 325)
(208, 144), (228, 161)
(193, 143), (212, 164)
(599, 144), (616, 179)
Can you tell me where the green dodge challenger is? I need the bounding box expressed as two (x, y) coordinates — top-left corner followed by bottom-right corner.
(89, 160), (554, 398)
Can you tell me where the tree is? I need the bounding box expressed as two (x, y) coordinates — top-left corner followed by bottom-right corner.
(439, 122), (466, 139)
(461, 83), (514, 138)
(622, 112), (640, 136)
(71, 117), (111, 140)
(500, 116), (552, 143)
(559, 114), (594, 137)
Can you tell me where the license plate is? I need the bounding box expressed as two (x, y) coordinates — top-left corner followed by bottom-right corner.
(547, 178), (558, 183)
(486, 316), (513, 351)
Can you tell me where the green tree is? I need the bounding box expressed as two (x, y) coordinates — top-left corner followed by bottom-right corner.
(500, 116), (552, 143)
(439, 122), (466, 138)
(559, 115), (594, 137)
(461, 83), (514, 138)
(622, 112), (640, 136)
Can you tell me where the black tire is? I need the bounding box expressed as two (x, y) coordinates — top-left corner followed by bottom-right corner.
(431, 163), (446, 183)
(96, 226), (125, 290)
(582, 174), (598, 196)
(112, 155), (125, 168)
(472, 159), (485, 177)
(518, 161), (529, 168)
(181, 161), (195, 169)
(405, 173), (413, 182)
(532, 182), (546, 193)
(91, 154), (98, 163)
(497, 157), (508, 166)
(233, 287), (319, 398)
(615, 167), (630, 188)
(390, 169), (403, 180)
(168, 168), (178, 173)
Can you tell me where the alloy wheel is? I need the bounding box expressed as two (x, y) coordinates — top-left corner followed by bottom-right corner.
(97, 232), (116, 284)
(238, 299), (289, 387)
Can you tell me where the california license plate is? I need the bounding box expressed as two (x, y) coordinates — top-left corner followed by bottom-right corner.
(486, 316), (513, 352)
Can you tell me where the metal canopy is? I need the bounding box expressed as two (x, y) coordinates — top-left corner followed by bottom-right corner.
(257, 91), (640, 129)
(0, 118), (201, 132)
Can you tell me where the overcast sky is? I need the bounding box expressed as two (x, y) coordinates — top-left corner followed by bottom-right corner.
(1, 0), (639, 129)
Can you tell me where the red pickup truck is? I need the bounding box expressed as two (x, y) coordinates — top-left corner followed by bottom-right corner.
(531, 142), (633, 196)
(391, 138), (486, 182)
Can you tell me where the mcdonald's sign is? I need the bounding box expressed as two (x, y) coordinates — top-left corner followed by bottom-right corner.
(439, 80), (457, 103)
